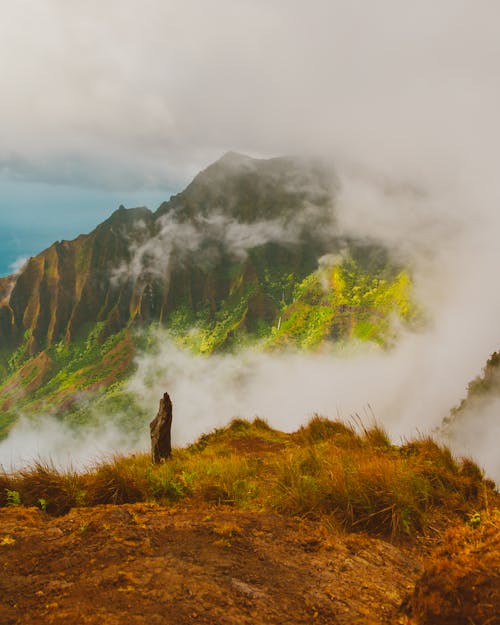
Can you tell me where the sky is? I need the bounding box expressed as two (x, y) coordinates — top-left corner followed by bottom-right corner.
(2, 1), (499, 274)
(1, 1), (500, 475)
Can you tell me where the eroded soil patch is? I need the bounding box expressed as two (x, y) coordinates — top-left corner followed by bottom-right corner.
(0, 504), (421, 625)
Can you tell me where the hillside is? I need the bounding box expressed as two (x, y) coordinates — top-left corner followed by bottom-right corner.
(446, 351), (500, 418)
(0, 154), (417, 435)
(440, 351), (500, 480)
(0, 418), (498, 625)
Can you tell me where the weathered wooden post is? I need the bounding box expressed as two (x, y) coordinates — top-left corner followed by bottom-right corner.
(150, 391), (173, 463)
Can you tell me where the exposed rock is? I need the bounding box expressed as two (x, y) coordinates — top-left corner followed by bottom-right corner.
(150, 391), (173, 463)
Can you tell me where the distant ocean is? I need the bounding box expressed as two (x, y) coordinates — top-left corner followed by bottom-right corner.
(0, 188), (170, 277)
(0, 228), (56, 277)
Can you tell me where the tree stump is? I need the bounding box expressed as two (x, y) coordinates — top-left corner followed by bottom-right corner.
(150, 391), (173, 464)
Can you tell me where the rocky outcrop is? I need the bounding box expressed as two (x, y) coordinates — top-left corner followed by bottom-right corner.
(0, 154), (335, 358)
(150, 391), (173, 463)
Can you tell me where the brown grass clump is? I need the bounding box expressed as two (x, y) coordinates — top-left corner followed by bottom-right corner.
(189, 454), (258, 505)
(16, 461), (85, 515)
(270, 443), (431, 536)
(269, 426), (493, 537)
(85, 455), (149, 505)
(402, 509), (500, 624)
(0, 470), (14, 507)
(294, 414), (361, 447)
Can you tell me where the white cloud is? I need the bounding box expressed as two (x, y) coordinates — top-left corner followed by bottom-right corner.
(0, 1), (499, 189)
(8, 256), (28, 274)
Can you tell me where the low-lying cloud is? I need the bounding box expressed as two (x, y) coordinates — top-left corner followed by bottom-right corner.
(0, 415), (145, 472)
(113, 201), (332, 284)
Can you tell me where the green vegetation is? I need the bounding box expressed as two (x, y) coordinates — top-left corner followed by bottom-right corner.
(0, 251), (419, 436)
(163, 252), (418, 354)
(269, 256), (418, 349)
(1, 417), (493, 539)
(0, 324), (142, 437)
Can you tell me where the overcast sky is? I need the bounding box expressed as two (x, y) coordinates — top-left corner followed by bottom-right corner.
(1, 0), (500, 270)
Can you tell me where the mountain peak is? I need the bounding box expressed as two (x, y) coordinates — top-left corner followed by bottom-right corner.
(217, 151), (255, 164)
(155, 151), (334, 223)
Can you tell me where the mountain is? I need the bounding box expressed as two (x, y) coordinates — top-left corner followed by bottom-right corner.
(442, 351), (500, 431)
(443, 351), (500, 428)
(0, 154), (333, 356)
(0, 153), (416, 435)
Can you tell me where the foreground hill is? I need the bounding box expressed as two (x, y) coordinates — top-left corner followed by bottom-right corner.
(0, 154), (416, 434)
(0, 504), (421, 625)
(0, 418), (498, 625)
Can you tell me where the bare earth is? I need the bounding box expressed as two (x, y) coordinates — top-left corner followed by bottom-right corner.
(0, 504), (422, 625)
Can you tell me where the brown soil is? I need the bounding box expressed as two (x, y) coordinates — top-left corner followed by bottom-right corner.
(401, 513), (500, 625)
(0, 504), (422, 625)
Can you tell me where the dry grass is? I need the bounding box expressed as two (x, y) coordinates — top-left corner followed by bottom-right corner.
(1, 417), (495, 538)
(403, 509), (500, 624)
(12, 461), (85, 515)
(85, 455), (149, 505)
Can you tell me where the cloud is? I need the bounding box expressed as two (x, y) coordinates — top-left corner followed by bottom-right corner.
(125, 328), (499, 481)
(8, 256), (28, 274)
(1, 1), (499, 190)
(111, 212), (298, 284)
(443, 396), (500, 483)
(0, 414), (145, 472)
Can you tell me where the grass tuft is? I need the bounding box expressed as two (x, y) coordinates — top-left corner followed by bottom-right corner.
(16, 461), (85, 515)
(0, 418), (494, 538)
(86, 455), (148, 505)
(0, 471), (14, 507)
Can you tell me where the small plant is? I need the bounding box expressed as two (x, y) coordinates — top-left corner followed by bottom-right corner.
(0, 536), (15, 546)
(467, 511), (481, 528)
(6, 490), (21, 507)
(38, 498), (48, 512)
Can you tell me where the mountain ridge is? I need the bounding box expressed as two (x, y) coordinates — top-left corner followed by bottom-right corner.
(0, 154), (335, 356)
(0, 153), (415, 433)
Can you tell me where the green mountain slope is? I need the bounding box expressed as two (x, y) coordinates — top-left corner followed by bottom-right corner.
(443, 351), (500, 429)
(0, 153), (418, 436)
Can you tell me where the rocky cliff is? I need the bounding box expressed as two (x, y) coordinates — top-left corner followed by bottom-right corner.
(0, 153), (415, 431)
(0, 154), (335, 360)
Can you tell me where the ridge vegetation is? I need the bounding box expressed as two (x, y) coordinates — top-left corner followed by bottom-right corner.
(1, 417), (493, 539)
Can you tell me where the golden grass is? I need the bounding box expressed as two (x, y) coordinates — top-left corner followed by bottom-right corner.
(13, 461), (84, 515)
(1, 417), (494, 538)
(404, 509), (500, 624)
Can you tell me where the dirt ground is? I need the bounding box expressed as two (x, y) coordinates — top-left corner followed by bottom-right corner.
(0, 503), (422, 625)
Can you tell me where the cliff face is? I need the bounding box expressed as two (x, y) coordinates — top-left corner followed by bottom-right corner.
(444, 352), (500, 421)
(0, 207), (154, 355)
(0, 153), (335, 360)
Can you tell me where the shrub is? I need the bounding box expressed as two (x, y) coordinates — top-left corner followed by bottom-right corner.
(16, 461), (85, 515)
(86, 455), (148, 505)
(295, 415), (360, 447)
(0, 472), (14, 507)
